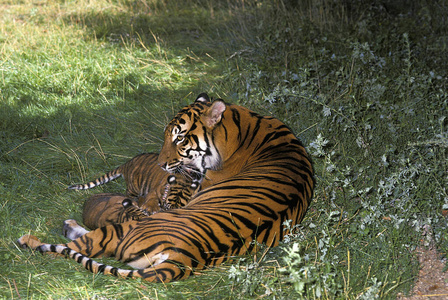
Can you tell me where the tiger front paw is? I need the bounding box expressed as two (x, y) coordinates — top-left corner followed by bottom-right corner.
(17, 234), (43, 250)
(63, 219), (90, 240)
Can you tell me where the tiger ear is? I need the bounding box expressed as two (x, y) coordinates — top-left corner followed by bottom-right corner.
(203, 100), (226, 128)
(195, 93), (210, 103)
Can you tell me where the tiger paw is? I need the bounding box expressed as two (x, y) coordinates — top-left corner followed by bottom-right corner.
(17, 234), (43, 250)
(63, 219), (89, 240)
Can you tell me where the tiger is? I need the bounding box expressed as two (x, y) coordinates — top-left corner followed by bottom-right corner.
(63, 195), (148, 240)
(79, 193), (148, 231)
(18, 93), (314, 283)
(79, 174), (202, 231)
(68, 152), (203, 215)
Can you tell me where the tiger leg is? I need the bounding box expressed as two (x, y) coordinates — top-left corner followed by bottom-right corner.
(16, 234), (70, 260)
(17, 233), (181, 282)
(62, 219), (90, 240)
(17, 234), (45, 250)
(19, 222), (132, 260)
(63, 223), (132, 258)
(17, 233), (128, 276)
(63, 221), (199, 282)
(117, 259), (193, 282)
(18, 223), (184, 282)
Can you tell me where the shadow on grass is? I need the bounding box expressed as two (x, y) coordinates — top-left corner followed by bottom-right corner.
(1, 1), (261, 174)
(62, 0), (248, 56)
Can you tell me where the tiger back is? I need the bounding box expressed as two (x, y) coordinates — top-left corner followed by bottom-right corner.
(18, 93), (314, 283)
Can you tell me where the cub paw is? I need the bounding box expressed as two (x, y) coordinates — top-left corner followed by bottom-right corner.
(63, 219), (90, 240)
(17, 234), (42, 250)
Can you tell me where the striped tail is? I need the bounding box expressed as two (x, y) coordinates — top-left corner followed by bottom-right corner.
(36, 244), (171, 282)
(67, 168), (122, 190)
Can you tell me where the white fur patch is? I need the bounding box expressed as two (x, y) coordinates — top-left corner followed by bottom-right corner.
(127, 252), (169, 269)
(63, 219), (90, 240)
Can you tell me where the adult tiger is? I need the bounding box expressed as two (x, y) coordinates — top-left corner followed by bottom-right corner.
(68, 153), (202, 214)
(18, 93), (314, 282)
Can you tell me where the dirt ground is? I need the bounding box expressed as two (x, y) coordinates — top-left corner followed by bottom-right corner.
(397, 224), (448, 299)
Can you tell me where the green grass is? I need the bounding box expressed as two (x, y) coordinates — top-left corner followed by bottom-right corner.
(1, 0), (447, 299)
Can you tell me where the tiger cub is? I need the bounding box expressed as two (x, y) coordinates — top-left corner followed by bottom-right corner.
(80, 193), (147, 231)
(79, 173), (201, 231)
(68, 152), (203, 214)
(63, 194), (148, 240)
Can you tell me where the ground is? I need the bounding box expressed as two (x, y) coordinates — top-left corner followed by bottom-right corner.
(398, 225), (448, 300)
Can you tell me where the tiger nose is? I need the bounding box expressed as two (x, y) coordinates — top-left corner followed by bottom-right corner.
(157, 152), (169, 169)
(158, 162), (168, 171)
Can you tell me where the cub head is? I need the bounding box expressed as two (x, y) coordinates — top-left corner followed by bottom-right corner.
(158, 93), (226, 174)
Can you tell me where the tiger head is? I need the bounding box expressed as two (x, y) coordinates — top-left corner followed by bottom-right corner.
(158, 93), (226, 175)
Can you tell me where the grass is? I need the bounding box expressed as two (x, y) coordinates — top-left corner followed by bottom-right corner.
(1, 0), (447, 299)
